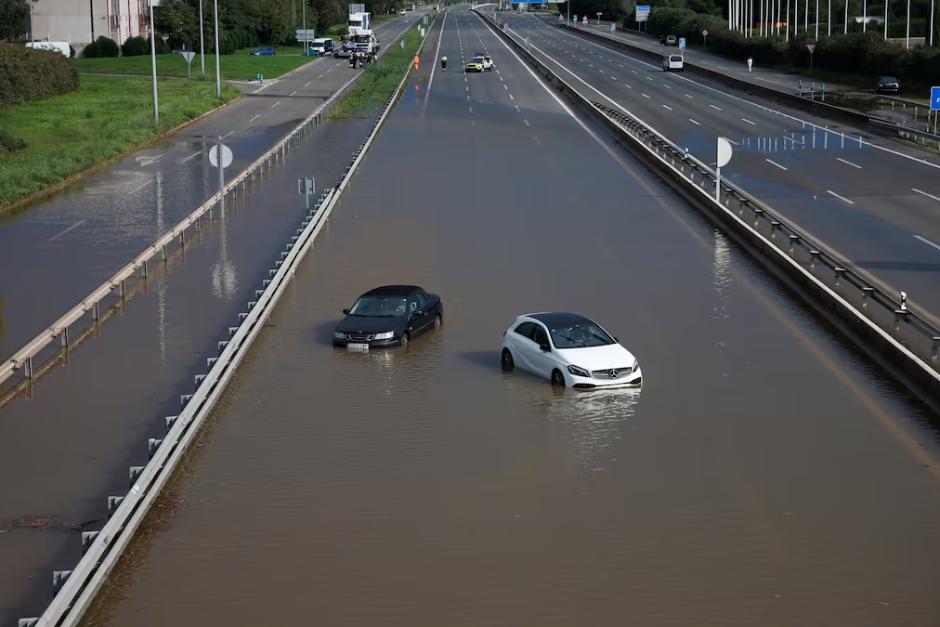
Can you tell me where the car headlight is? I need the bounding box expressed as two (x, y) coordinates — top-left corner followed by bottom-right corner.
(332, 331), (346, 340)
(373, 331), (395, 340)
(567, 365), (590, 378)
(631, 360), (640, 373)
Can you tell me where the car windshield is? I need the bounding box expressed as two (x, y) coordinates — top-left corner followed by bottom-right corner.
(348, 295), (408, 317)
(548, 321), (615, 349)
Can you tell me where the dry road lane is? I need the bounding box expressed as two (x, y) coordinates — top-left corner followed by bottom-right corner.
(80, 10), (940, 627)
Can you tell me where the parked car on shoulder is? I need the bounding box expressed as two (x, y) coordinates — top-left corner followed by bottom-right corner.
(660, 34), (677, 46)
(876, 75), (900, 94)
(663, 54), (684, 71)
(311, 38), (334, 55)
(249, 47), (276, 56)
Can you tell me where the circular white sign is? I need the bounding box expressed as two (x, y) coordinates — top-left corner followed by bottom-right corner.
(208, 144), (233, 169)
(702, 29), (708, 36)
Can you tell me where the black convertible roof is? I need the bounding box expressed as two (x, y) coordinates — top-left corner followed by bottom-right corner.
(363, 285), (421, 296)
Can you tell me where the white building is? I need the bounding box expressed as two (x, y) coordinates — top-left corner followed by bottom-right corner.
(29, 0), (155, 50)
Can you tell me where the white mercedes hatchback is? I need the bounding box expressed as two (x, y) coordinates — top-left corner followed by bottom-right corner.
(500, 312), (642, 389)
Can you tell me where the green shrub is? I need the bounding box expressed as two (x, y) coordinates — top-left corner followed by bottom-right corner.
(83, 36), (119, 58)
(121, 36), (149, 56)
(0, 128), (26, 153)
(0, 44), (79, 107)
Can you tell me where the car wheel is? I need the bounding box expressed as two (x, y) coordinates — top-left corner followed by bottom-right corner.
(433, 314), (443, 329)
(501, 349), (514, 372)
(551, 369), (565, 387)
(400, 333), (409, 347)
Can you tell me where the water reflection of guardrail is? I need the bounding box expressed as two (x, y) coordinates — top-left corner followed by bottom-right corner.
(478, 10), (940, 408)
(0, 20), (420, 395)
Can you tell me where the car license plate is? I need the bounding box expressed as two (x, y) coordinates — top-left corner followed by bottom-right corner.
(347, 343), (370, 352)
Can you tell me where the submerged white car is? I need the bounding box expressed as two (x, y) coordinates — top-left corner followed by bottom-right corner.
(500, 312), (642, 389)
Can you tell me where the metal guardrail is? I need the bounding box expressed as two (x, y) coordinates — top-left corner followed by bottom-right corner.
(19, 16), (437, 627)
(556, 21), (940, 153)
(481, 12), (940, 405)
(0, 18), (420, 393)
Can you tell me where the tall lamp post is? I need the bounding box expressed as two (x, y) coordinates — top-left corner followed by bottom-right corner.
(148, 0), (159, 125)
(213, 0), (221, 97)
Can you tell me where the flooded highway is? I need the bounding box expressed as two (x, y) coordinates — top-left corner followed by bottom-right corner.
(82, 11), (940, 627)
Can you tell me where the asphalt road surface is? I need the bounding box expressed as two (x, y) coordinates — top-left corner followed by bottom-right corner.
(0, 14), (419, 361)
(79, 10), (940, 627)
(493, 12), (940, 323)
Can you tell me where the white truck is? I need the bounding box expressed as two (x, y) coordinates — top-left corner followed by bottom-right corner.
(348, 11), (371, 33)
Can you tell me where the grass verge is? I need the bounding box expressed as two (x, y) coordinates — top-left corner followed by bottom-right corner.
(329, 18), (431, 120)
(75, 46), (314, 81)
(0, 75), (239, 211)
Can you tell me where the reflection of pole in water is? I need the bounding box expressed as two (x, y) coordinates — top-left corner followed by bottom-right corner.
(211, 196), (238, 300)
(712, 230), (733, 322)
(0, 299), (5, 343)
(155, 170), (168, 364)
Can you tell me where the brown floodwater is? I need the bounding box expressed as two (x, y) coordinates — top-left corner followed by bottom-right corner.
(83, 12), (940, 627)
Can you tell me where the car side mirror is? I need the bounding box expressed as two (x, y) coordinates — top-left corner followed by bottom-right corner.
(342, 308), (350, 315)
(539, 343), (551, 352)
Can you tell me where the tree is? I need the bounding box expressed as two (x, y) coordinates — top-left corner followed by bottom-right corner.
(0, 0), (30, 42)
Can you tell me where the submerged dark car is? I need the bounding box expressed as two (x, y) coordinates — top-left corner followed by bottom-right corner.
(332, 285), (443, 349)
(876, 76), (900, 94)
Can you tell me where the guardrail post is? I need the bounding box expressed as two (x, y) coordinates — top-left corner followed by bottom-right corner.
(861, 286), (874, 308)
(60, 327), (69, 349)
(788, 234), (800, 254)
(17, 618), (38, 627)
(148, 438), (163, 459)
(92, 301), (100, 321)
(141, 260), (148, 279)
(833, 267), (847, 286)
(165, 415), (177, 432)
(24, 356), (33, 381)
(894, 309), (910, 335)
(162, 245), (168, 262)
(129, 466), (144, 486)
(107, 495), (124, 516)
(808, 250), (820, 271)
(752, 207), (764, 227)
(81, 531), (99, 554)
(52, 571), (71, 594)
(770, 220), (781, 239)
(119, 279), (126, 300)
(932, 337), (940, 363)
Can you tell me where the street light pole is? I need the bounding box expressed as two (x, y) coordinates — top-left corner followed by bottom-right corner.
(828, 0), (832, 34)
(884, 0), (888, 39)
(930, 0), (935, 46)
(148, 0), (159, 125)
(815, 0), (820, 37)
(905, 0), (910, 48)
(213, 0), (221, 97)
(199, 0), (205, 77)
(863, 0), (867, 31)
(302, 0), (307, 57)
(844, 0), (848, 33)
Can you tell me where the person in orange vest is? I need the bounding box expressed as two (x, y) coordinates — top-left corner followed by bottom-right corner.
(413, 54), (420, 70)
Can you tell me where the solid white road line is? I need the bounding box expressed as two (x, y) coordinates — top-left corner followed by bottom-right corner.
(741, 117), (756, 125)
(248, 114), (261, 123)
(764, 158), (788, 171)
(46, 219), (87, 243)
(912, 188), (940, 202)
(689, 118), (701, 126)
(423, 10), (447, 111)
(181, 150), (202, 163)
(914, 234), (940, 252)
(836, 157), (862, 169)
(826, 189), (855, 205)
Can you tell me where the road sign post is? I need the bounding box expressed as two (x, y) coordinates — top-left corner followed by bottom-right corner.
(209, 140), (233, 215)
(180, 50), (196, 79)
(702, 28), (708, 47)
(679, 37), (686, 50)
(806, 42), (816, 73)
(297, 177), (316, 209)
(716, 137), (733, 201)
(931, 86), (940, 134)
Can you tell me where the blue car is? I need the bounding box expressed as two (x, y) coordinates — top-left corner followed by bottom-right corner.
(249, 47), (275, 56)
